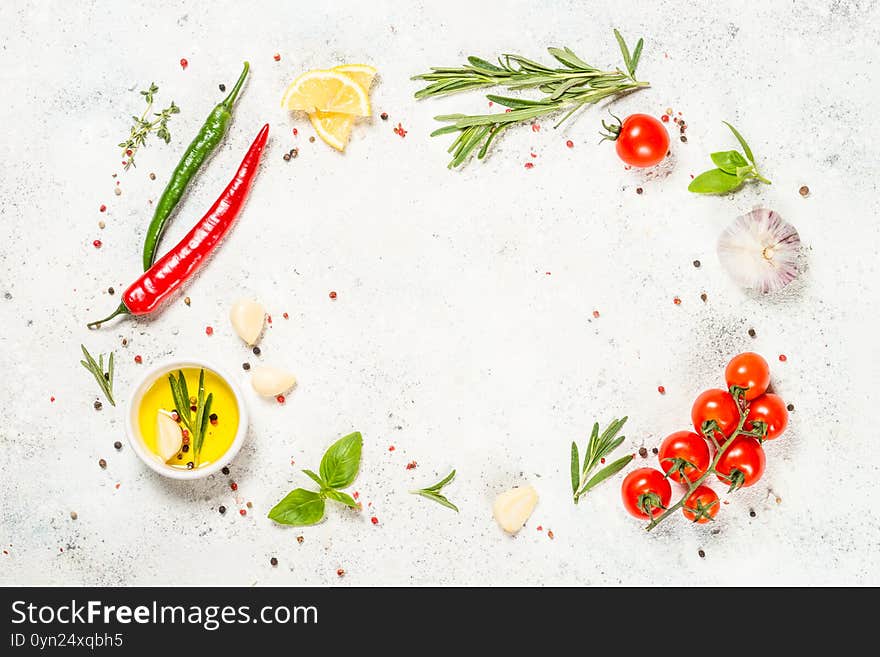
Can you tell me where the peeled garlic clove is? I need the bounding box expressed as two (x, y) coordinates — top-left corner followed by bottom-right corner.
(251, 365), (296, 397)
(493, 485), (538, 534)
(230, 299), (266, 345)
(156, 410), (182, 462)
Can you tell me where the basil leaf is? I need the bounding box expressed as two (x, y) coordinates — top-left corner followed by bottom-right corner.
(710, 150), (749, 174)
(324, 489), (358, 508)
(570, 442), (579, 495)
(319, 431), (363, 489)
(687, 168), (744, 195)
(722, 121), (755, 164)
(268, 488), (325, 526)
(301, 469), (326, 489)
(582, 455), (634, 492)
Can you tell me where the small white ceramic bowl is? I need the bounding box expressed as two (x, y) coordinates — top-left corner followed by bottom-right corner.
(125, 358), (248, 480)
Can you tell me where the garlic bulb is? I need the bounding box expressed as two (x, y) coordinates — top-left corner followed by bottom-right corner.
(493, 485), (538, 534)
(230, 299), (265, 345)
(156, 410), (183, 462)
(251, 365), (296, 397)
(717, 208), (802, 293)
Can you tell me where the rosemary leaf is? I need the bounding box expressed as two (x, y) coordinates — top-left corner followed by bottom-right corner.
(411, 470), (459, 512)
(79, 345), (115, 406)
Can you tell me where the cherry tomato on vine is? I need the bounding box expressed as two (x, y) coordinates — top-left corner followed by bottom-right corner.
(621, 468), (672, 519)
(725, 352), (770, 401)
(716, 436), (765, 491)
(682, 485), (720, 524)
(657, 431), (710, 484)
(691, 388), (740, 441)
(745, 393), (789, 440)
(600, 113), (670, 168)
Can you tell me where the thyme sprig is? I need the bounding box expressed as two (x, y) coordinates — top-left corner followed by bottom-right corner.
(413, 30), (648, 168)
(79, 345), (115, 406)
(118, 83), (180, 170)
(571, 417), (633, 504)
(411, 469), (459, 512)
(167, 369), (213, 463)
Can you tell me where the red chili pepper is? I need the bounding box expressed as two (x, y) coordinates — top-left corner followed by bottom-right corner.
(88, 124), (269, 328)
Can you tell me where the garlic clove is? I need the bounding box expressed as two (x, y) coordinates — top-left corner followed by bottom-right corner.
(156, 410), (183, 462)
(230, 299), (266, 345)
(251, 365), (296, 397)
(493, 485), (538, 534)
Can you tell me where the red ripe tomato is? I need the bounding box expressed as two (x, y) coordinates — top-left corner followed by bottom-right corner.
(682, 485), (719, 524)
(725, 352), (770, 401)
(605, 113), (669, 167)
(716, 436), (765, 490)
(621, 468), (672, 519)
(691, 389), (740, 441)
(745, 393), (789, 440)
(657, 431), (710, 484)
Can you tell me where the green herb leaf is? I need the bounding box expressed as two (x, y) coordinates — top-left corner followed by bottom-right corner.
(687, 168), (744, 195)
(573, 417), (630, 503)
(630, 38), (644, 75)
(324, 489), (358, 508)
(570, 442), (579, 496)
(302, 469), (326, 489)
(411, 470), (459, 512)
(582, 454), (634, 492)
(722, 121), (754, 163)
(267, 488), (325, 526)
(613, 29), (632, 75)
(79, 345), (115, 406)
(319, 431), (363, 489)
(710, 150), (749, 174)
(422, 469), (456, 492)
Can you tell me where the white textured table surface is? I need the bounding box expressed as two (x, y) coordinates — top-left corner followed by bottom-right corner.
(1, 0), (878, 586)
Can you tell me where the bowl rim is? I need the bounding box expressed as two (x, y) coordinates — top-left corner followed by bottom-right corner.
(124, 358), (248, 480)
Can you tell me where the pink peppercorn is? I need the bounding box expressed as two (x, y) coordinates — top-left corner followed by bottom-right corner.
(370, 516), (378, 525)
(566, 140), (574, 148)
(524, 162), (534, 169)
(658, 386), (666, 395)
(205, 326), (213, 336)
(93, 240), (102, 249)
(276, 395), (285, 404)
(134, 355), (142, 364)
(180, 58), (188, 69)
(779, 354), (787, 362)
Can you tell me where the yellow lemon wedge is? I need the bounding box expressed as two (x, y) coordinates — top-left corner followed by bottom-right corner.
(331, 64), (377, 91)
(308, 111), (355, 151)
(281, 69), (371, 116)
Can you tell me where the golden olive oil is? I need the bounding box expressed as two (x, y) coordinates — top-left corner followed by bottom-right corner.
(138, 368), (239, 469)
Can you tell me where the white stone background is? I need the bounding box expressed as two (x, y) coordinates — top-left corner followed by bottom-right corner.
(1, 0), (878, 586)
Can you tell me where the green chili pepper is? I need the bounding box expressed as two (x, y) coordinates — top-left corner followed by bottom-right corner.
(142, 61), (250, 270)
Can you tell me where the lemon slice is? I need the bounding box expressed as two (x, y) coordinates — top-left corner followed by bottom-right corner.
(309, 111), (355, 151)
(331, 64), (377, 91)
(281, 70), (371, 116)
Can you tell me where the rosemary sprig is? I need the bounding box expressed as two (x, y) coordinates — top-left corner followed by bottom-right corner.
(411, 469), (459, 512)
(167, 369), (213, 464)
(571, 417), (633, 504)
(413, 30), (648, 168)
(79, 345), (115, 406)
(118, 83), (180, 170)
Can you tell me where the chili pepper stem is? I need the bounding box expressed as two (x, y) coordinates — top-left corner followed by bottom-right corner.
(222, 62), (250, 109)
(87, 303), (130, 329)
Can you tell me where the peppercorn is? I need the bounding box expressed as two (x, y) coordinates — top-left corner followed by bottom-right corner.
(121, 338), (128, 346)
(749, 509), (756, 518)
(309, 136), (315, 143)
(680, 135), (687, 143)
(638, 447), (648, 458)
(380, 112), (388, 120)
(186, 461), (194, 470)
(218, 505), (226, 514)
(94, 400), (103, 411)
(246, 501), (253, 508)
(799, 185), (810, 197)
(700, 293), (707, 302)
(107, 286), (115, 295)
(219, 83), (226, 92)
(70, 511), (78, 520)
(652, 447), (658, 454)
(231, 482), (238, 491)
(149, 172), (156, 180)
(221, 466), (230, 475)
(270, 557), (278, 566)
(636, 187), (643, 195)
(98, 221), (106, 229)
(114, 187), (122, 196)
(787, 403), (794, 412)
(289, 148), (298, 158)
(114, 441), (122, 450)
(329, 291), (337, 300)
(239, 509), (247, 516)
(252, 346), (261, 356)
(242, 362), (251, 371)
(748, 328), (756, 338)
(98, 458), (107, 469)
(693, 260), (700, 268)
(182, 444), (189, 453)
(209, 413), (218, 422)
(283, 153), (290, 162)
(698, 549), (706, 558)
(184, 296), (191, 306)
(296, 536), (304, 544)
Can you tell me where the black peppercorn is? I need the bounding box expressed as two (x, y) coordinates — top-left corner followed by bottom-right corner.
(221, 466), (230, 475)
(787, 403), (794, 412)
(693, 260), (700, 268)
(635, 187), (643, 195)
(380, 112), (388, 120)
(108, 287), (115, 295)
(283, 153), (290, 161)
(219, 83), (226, 92)
(252, 346), (261, 356)
(242, 362), (250, 371)
(270, 557), (278, 566)
(749, 509), (756, 518)
(98, 458), (107, 469)
(182, 444), (189, 453)
(186, 461), (194, 470)
(748, 328), (756, 338)
(698, 549), (706, 558)
(114, 441), (122, 450)
(651, 447), (658, 454)
(638, 447), (648, 458)
(680, 135), (688, 143)
(219, 505), (226, 514)
(94, 400), (103, 411)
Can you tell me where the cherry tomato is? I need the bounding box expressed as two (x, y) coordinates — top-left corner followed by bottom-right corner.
(745, 393), (789, 440)
(657, 431), (710, 484)
(716, 436), (765, 490)
(607, 114), (669, 167)
(691, 389), (740, 441)
(725, 352), (770, 401)
(682, 485), (719, 524)
(621, 468), (672, 519)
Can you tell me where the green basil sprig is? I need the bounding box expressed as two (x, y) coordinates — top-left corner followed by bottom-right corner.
(688, 122), (771, 195)
(268, 432), (362, 526)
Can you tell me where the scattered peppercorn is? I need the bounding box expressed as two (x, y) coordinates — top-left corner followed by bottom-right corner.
(252, 346), (261, 356)
(149, 172), (156, 180)
(184, 297), (191, 306)
(380, 112), (388, 120)
(673, 296), (681, 305)
(93, 240), (102, 249)
(121, 338), (128, 346)
(680, 135), (687, 143)
(182, 444), (189, 453)
(309, 136), (315, 143)
(283, 312), (289, 319)
(661, 114), (669, 123)
(336, 568), (345, 577)
(239, 509), (247, 516)
(114, 441), (122, 450)
(283, 153), (290, 162)
(205, 326), (213, 336)
(94, 400), (103, 411)
(651, 447), (658, 455)
(98, 458), (107, 469)
(698, 549), (705, 558)
(749, 509), (756, 518)
(219, 84), (226, 92)
(638, 447), (648, 458)
(700, 293), (708, 302)
(114, 187), (122, 196)
(246, 501), (253, 509)
(98, 221), (106, 229)
(779, 354), (787, 362)
(222, 466), (230, 475)
(231, 482), (238, 491)
(180, 58), (188, 69)
(658, 386), (666, 395)
(636, 187), (643, 195)
(276, 395), (285, 404)
(370, 516), (379, 525)
(186, 461), (194, 469)
(270, 557), (278, 566)
(296, 536), (304, 544)
(748, 328), (756, 338)
(99, 204), (107, 213)
(592, 310), (600, 319)
(289, 148), (298, 159)
(329, 291), (337, 300)
(406, 461), (418, 470)
(524, 162), (534, 169)
(242, 362), (251, 371)
(273, 53), (281, 61)
(107, 286), (115, 295)
(218, 505), (226, 514)
(693, 260), (700, 268)
(786, 403), (794, 412)
(209, 413), (218, 425)
(799, 185), (810, 197)
(566, 139), (574, 148)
